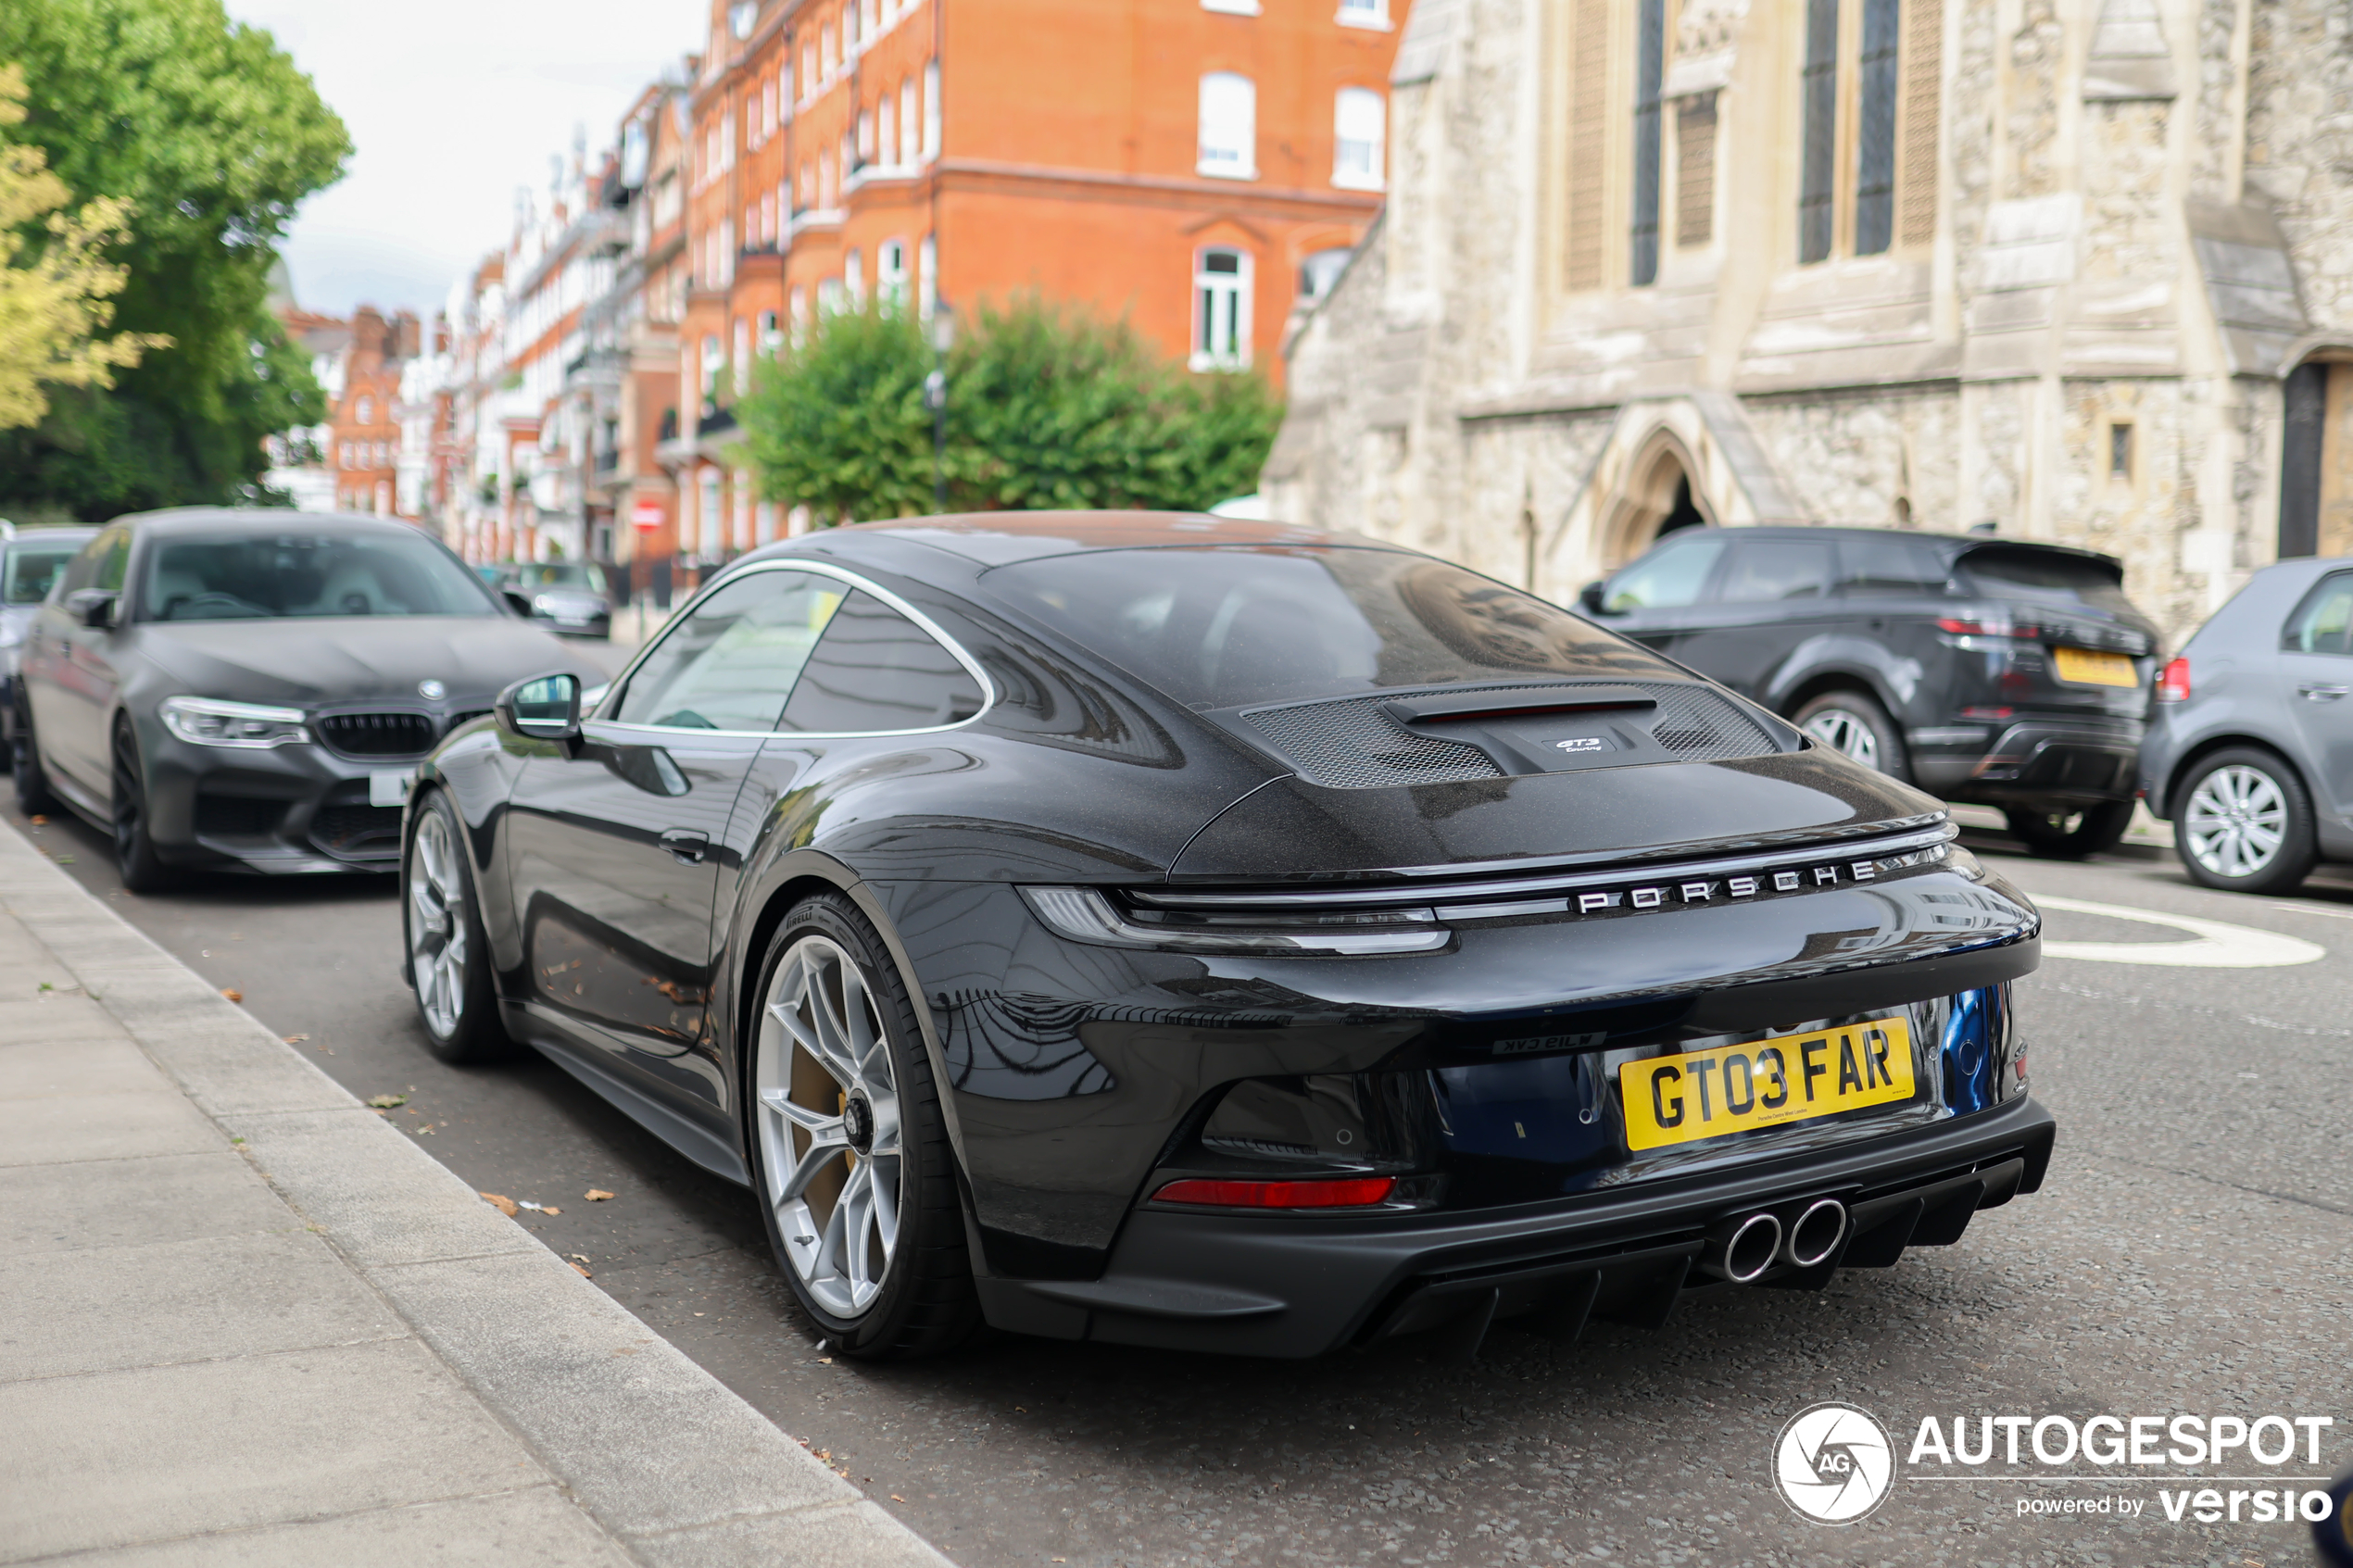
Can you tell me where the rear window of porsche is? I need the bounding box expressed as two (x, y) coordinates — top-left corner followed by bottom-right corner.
(982, 546), (1677, 709)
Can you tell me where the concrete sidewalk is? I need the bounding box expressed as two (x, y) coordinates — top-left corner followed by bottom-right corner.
(0, 823), (950, 1567)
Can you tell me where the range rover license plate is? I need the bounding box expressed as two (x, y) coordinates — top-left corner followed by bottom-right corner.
(1619, 1017), (1916, 1151)
(2053, 646), (2137, 687)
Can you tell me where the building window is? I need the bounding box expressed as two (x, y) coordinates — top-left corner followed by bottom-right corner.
(759, 309), (782, 356)
(1338, 0), (1389, 25)
(1193, 248), (1252, 370)
(878, 239), (908, 305)
(699, 333), (721, 403)
(859, 109), (875, 163)
(919, 233), (937, 317)
(2109, 422), (2134, 481)
(899, 78), (916, 166)
(698, 468), (723, 558)
(790, 285), (809, 343)
(1799, 0), (1942, 263)
(356, 395), (373, 423)
(1630, 0), (1665, 286)
(801, 44), (816, 99)
(879, 94), (898, 165)
(923, 61), (941, 157)
(1300, 246), (1352, 300)
(1203, 0), (1262, 14)
(820, 150), (837, 207)
(734, 319), (751, 395)
(1676, 94), (1718, 247)
(845, 248), (864, 308)
(822, 24), (837, 74)
(1332, 87), (1386, 190)
(1198, 72), (1257, 179)
(1563, 0), (1610, 291)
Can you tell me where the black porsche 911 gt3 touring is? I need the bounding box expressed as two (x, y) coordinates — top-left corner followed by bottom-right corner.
(401, 513), (2048, 1361)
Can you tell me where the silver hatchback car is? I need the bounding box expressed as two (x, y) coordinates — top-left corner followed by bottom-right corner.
(2139, 556), (2353, 894)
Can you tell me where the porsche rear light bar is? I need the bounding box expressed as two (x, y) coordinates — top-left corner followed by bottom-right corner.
(1152, 1177), (1398, 1210)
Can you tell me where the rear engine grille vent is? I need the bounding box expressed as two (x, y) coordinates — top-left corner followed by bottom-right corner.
(1242, 682), (1781, 790)
(316, 711), (438, 759)
(1244, 700), (1504, 790)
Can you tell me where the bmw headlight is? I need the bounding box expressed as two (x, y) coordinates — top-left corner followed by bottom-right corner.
(159, 696), (311, 748)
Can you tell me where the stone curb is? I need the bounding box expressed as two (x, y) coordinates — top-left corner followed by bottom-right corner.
(0, 825), (954, 1568)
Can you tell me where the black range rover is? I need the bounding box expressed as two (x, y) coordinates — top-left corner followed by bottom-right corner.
(1582, 526), (2161, 857)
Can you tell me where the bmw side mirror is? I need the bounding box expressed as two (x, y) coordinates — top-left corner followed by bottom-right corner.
(1578, 580), (1609, 615)
(497, 671), (583, 753)
(68, 589), (118, 630)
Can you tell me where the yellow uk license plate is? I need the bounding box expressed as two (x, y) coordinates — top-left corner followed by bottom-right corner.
(2053, 646), (2138, 687)
(1619, 1017), (1917, 1152)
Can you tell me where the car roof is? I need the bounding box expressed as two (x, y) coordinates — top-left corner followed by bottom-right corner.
(832, 510), (1389, 565)
(1693, 525), (2121, 567)
(2, 526), (97, 546)
(104, 508), (434, 540)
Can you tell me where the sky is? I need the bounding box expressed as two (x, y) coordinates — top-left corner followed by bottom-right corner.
(223, 1), (707, 320)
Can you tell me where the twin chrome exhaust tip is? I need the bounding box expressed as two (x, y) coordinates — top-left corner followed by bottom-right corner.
(1703, 1197), (1849, 1283)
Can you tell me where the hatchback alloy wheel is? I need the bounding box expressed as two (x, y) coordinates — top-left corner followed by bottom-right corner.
(756, 932), (904, 1319)
(2183, 764), (2286, 879)
(407, 809), (469, 1039)
(1801, 708), (1879, 768)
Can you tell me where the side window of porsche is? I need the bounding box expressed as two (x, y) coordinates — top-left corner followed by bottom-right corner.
(612, 569), (844, 731)
(776, 590), (986, 734)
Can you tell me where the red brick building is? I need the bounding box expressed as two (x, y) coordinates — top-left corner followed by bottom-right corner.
(329, 307), (420, 516)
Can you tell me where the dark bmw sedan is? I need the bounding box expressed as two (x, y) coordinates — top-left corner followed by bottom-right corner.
(403, 513), (2049, 1361)
(13, 509), (601, 890)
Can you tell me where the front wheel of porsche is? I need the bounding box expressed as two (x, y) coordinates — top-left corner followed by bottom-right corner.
(749, 895), (978, 1360)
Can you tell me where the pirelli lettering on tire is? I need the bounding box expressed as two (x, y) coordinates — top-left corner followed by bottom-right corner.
(1620, 1018), (1918, 1151)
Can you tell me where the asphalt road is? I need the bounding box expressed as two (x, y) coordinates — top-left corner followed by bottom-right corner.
(7, 771), (2349, 1568)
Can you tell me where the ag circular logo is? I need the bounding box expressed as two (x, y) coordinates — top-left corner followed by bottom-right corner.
(1772, 1402), (1896, 1524)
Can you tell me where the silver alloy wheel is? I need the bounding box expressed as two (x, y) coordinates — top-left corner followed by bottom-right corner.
(407, 809), (468, 1037)
(2183, 764), (2287, 879)
(1802, 707), (1881, 770)
(756, 933), (902, 1319)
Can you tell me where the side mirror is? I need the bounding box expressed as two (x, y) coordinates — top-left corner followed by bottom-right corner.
(1578, 580), (1609, 615)
(68, 589), (119, 630)
(501, 587), (535, 619)
(496, 671), (583, 752)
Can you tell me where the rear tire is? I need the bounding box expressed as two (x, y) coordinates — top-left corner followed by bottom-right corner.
(747, 893), (979, 1361)
(401, 788), (510, 1063)
(1793, 690), (1911, 782)
(110, 721), (174, 894)
(12, 692), (58, 815)
(2171, 747), (2316, 896)
(2004, 800), (2133, 859)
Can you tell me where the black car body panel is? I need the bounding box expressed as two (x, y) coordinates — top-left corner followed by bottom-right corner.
(1590, 526), (2161, 812)
(412, 512), (2049, 1356)
(16, 509), (600, 872)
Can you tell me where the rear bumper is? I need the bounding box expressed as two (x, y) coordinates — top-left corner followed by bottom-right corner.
(1917, 718), (2142, 807)
(975, 1095), (2055, 1358)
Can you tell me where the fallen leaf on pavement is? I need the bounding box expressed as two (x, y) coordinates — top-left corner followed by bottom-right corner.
(478, 1192), (518, 1216)
(283, 1034), (308, 1045)
(366, 1094), (407, 1109)
(584, 1188), (615, 1201)
(220, 988), (242, 1002)
(891, 1495), (906, 1503)
(570, 1261), (592, 1278)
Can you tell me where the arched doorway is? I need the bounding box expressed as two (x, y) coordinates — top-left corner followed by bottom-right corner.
(1599, 435), (1712, 569)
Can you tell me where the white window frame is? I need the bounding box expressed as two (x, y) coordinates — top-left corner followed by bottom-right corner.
(919, 234), (937, 318)
(1336, 0), (1391, 29)
(1197, 72), (1257, 180)
(877, 238), (908, 306)
(923, 61), (941, 158)
(845, 247), (864, 308)
(899, 78), (917, 168)
(1203, 0), (1262, 13)
(878, 92), (899, 167)
(1332, 86), (1387, 191)
(1191, 247), (1252, 370)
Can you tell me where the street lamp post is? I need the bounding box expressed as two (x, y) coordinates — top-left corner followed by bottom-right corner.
(924, 303), (955, 512)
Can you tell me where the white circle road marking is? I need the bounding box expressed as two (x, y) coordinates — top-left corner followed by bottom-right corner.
(2034, 895), (2326, 968)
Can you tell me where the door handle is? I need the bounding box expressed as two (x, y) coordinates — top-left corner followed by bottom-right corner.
(2298, 684), (2349, 701)
(659, 829), (711, 864)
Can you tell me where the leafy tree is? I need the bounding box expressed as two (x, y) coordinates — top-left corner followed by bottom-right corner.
(738, 306), (938, 522)
(0, 64), (162, 430)
(738, 295), (1284, 523)
(0, 0), (349, 517)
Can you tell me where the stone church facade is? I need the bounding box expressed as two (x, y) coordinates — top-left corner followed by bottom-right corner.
(1266, 0), (2353, 641)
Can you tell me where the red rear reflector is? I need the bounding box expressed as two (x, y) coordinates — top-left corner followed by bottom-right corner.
(2157, 657), (2191, 703)
(1152, 1177), (1397, 1210)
